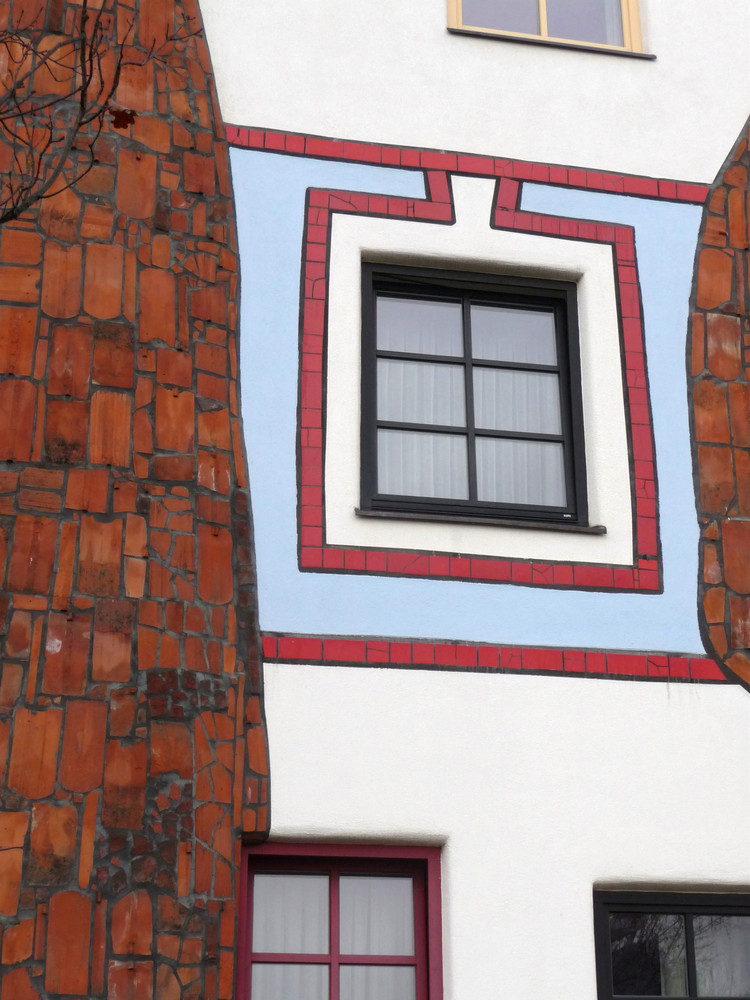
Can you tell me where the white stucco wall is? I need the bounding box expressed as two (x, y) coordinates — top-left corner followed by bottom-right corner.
(264, 663), (750, 999)
(202, 0), (750, 184)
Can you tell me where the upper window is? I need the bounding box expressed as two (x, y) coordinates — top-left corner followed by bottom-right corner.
(239, 845), (443, 1000)
(360, 264), (588, 528)
(448, 0), (643, 52)
(594, 891), (750, 999)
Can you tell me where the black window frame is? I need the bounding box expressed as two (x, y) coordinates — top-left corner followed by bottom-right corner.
(594, 890), (750, 1000)
(360, 263), (588, 528)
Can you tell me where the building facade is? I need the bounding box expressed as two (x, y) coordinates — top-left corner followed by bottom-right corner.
(0, 0), (750, 997)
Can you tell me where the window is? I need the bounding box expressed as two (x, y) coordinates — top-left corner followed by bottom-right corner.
(447, 0), (643, 52)
(594, 892), (750, 999)
(360, 264), (588, 528)
(239, 845), (443, 1000)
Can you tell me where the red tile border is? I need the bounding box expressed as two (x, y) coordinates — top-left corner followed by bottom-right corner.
(261, 633), (728, 683)
(226, 126), (710, 206)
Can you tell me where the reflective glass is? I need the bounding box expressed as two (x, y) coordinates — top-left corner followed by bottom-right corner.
(377, 359), (466, 427)
(340, 876), (415, 956)
(471, 304), (557, 365)
(546, 0), (624, 45)
(252, 874), (329, 954)
(695, 915), (750, 996)
(473, 368), (562, 434)
(378, 429), (469, 499)
(476, 437), (566, 506)
(251, 964), (328, 1000)
(340, 966), (416, 1000)
(609, 913), (687, 996)
(461, 0), (539, 34)
(377, 297), (463, 356)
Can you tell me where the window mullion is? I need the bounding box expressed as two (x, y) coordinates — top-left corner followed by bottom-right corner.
(462, 297), (477, 502)
(538, 0), (548, 38)
(684, 914), (698, 997)
(330, 872), (340, 1000)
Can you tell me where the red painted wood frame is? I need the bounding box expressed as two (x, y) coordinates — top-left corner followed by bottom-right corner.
(238, 844), (444, 1000)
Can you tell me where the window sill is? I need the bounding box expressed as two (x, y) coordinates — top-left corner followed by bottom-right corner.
(356, 507), (607, 534)
(447, 26), (656, 60)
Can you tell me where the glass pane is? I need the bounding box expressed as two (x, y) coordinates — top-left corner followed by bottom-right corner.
(695, 915), (750, 996)
(609, 913), (687, 997)
(378, 429), (469, 499)
(340, 966), (416, 1000)
(546, 0), (624, 45)
(473, 368), (562, 434)
(476, 437), (566, 506)
(377, 296), (463, 356)
(252, 874), (329, 954)
(251, 964), (329, 1000)
(471, 304), (557, 365)
(377, 360), (466, 427)
(340, 876), (415, 956)
(461, 0), (539, 34)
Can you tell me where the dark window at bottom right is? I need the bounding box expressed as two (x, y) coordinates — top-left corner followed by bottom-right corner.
(594, 892), (750, 998)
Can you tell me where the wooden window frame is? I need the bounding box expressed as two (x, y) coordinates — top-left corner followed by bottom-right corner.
(594, 890), (750, 1000)
(238, 844), (443, 1000)
(447, 0), (643, 54)
(360, 263), (589, 529)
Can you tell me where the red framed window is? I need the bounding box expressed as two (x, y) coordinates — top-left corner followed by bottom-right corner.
(238, 844), (443, 1000)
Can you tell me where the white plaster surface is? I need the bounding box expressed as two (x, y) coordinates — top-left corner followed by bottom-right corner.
(264, 662), (750, 999)
(326, 177), (633, 564)
(201, 0), (750, 184)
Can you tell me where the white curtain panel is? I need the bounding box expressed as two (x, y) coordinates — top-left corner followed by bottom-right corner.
(376, 298), (462, 357)
(473, 368), (561, 435)
(694, 916), (750, 997)
(470, 305), (557, 366)
(377, 360), (466, 427)
(340, 967), (416, 1000)
(378, 430), (469, 499)
(339, 876), (415, 956)
(476, 437), (566, 506)
(252, 874), (329, 954)
(251, 964), (329, 1000)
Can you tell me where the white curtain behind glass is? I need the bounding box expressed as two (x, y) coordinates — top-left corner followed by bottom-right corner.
(376, 298), (462, 356)
(476, 437), (566, 506)
(473, 368), (561, 435)
(252, 964), (329, 1000)
(340, 967), (416, 1000)
(378, 430), (469, 499)
(339, 876), (414, 956)
(694, 916), (750, 996)
(252, 874), (329, 954)
(377, 360), (466, 427)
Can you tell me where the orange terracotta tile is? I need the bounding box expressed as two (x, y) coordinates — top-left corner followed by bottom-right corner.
(156, 347), (192, 387)
(117, 149), (157, 220)
(0, 663), (23, 710)
(197, 409), (231, 450)
(151, 721), (193, 779)
(124, 514), (148, 558)
(125, 557), (147, 598)
(107, 961), (154, 1000)
(45, 891), (91, 995)
(706, 313), (743, 380)
(0, 228), (41, 265)
(154, 386), (194, 452)
(41, 612), (91, 695)
(6, 611), (32, 658)
(90, 390), (132, 466)
(723, 519), (750, 593)
(2, 917), (34, 964)
(0, 967), (41, 1000)
(246, 726), (268, 776)
(18, 488), (62, 513)
(92, 599), (135, 683)
(77, 516), (123, 596)
(0, 306), (36, 375)
(41, 242), (81, 318)
(115, 59), (155, 113)
(7, 707), (62, 799)
(44, 398), (89, 465)
(0, 379), (36, 461)
(27, 802), (77, 885)
(155, 964), (182, 1000)
(111, 890), (152, 955)
(133, 409), (154, 454)
(0, 265), (40, 304)
(78, 790), (99, 890)
(696, 250), (733, 310)
(109, 688), (137, 738)
(697, 445), (735, 514)
(102, 741), (147, 830)
(197, 525), (233, 605)
(39, 186), (81, 241)
(93, 322), (134, 388)
(65, 469), (110, 513)
(84, 243), (124, 320)
(197, 451), (231, 495)
(184, 152), (216, 197)
(693, 380), (730, 444)
(51, 521), (78, 613)
(91, 897), (107, 992)
(58, 700), (108, 792)
(7, 515), (58, 593)
(139, 268), (175, 346)
(81, 203), (115, 242)
(48, 325), (92, 398)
